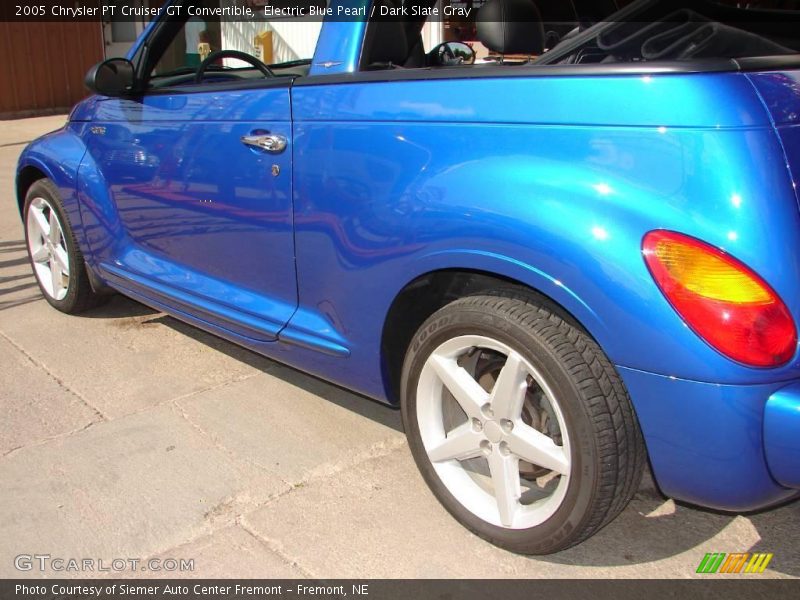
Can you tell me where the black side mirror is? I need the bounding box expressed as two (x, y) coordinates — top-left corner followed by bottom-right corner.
(85, 58), (136, 97)
(430, 42), (477, 67)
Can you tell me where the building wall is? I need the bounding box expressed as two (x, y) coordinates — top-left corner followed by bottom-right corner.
(0, 19), (104, 119)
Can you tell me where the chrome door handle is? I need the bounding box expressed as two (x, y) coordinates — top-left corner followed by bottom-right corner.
(240, 134), (287, 154)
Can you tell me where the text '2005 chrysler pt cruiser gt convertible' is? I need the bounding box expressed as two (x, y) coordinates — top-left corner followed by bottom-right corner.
(15, 0), (800, 553)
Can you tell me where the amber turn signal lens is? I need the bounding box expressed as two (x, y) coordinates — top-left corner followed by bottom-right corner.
(643, 230), (796, 367)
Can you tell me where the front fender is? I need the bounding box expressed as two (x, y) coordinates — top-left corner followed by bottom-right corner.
(16, 124), (92, 261)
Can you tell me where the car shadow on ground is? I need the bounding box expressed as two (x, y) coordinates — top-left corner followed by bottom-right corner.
(544, 476), (799, 576)
(29, 289), (800, 575)
(82, 294), (405, 434)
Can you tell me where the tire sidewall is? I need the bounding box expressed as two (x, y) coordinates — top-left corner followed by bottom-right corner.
(23, 181), (82, 312)
(401, 302), (601, 554)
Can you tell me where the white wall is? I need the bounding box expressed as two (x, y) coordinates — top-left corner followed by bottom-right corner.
(219, 18), (322, 65)
(421, 20), (443, 52)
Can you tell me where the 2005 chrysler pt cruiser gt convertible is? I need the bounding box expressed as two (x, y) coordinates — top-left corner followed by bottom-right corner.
(15, 0), (800, 553)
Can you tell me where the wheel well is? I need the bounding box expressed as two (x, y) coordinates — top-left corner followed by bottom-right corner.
(16, 166), (47, 216)
(380, 269), (590, 405)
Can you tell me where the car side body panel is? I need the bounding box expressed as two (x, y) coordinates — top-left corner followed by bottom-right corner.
(289, 73), (800, 397)
(74, 86), (299, 342)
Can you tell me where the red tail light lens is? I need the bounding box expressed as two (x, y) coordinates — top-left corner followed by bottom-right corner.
(642, 230), (796, 367)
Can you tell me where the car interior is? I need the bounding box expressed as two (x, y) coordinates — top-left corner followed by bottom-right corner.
(141, 0), (800, 91)
(360, 0), (800, 70)
(537, 0), (800, 65)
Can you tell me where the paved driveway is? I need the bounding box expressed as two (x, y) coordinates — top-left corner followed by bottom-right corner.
(1, 116), (798, 579)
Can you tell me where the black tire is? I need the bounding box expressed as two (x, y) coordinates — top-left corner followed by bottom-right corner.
(400, 293), (645, 554)
(23, 179), (107, 314)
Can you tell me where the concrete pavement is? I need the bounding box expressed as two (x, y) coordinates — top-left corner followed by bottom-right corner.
(0, 115), (798, 579)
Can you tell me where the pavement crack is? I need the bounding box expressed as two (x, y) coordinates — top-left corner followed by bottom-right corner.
(170, 373), (258, 404)
(170, 396), (294, 489)
(251, 436), (407, 509)
(2, 419), (99, 459)
(1, 445), (24, 458)
(0, 329), (107, 423)
(238, 519), (316, 578)
(294, 436), (407, 486)
(111, 373), (260, 422)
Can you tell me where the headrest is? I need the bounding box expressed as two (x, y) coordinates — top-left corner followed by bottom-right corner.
(477, 0), (546, 55)
(362, 0), (409, 66)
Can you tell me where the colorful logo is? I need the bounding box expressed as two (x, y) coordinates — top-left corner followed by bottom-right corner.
(696, 552), (774, 574)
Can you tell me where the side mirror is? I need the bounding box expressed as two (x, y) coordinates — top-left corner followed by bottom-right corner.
(430, 42), (477, 67)
(85, 58), (136, 97)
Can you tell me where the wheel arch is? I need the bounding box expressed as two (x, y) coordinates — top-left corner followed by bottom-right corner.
(380, 266), (605, 405)
(15, 125), (89, 216)
(16, 142), (112, 296)
(16, 164), (50, 218)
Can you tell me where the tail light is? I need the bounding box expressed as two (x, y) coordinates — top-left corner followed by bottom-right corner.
(642, 230), (796, 367)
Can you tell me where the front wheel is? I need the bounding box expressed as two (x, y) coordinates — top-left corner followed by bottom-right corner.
(24, 179), (107, 314)
(400, 293), (645, 554)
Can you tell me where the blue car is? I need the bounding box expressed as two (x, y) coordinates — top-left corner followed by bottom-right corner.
(15, 0), (800, 553)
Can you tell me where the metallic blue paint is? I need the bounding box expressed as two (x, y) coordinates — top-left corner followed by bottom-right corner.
(764, 383), (800, 489)
(747, 71), (800, 210)
(290, 77), (800, 387)
(17, 124), (91, 259)
(618, 366), (797, 510)
(15, 6), (800, 514)
(309, 0), (369, 76)
(76, 86), (298, 341)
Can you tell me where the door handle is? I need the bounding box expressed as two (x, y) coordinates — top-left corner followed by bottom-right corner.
(241, 133), (288, 154)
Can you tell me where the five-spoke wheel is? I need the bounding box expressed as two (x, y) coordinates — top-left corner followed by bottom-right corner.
(418, 335), (571, 529)
(402, 293), (645, 554)
(26, 196), (70, 301)
(23, 179), (106, 313)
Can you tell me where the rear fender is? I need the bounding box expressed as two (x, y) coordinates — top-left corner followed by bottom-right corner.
(373, 125), (800, 385)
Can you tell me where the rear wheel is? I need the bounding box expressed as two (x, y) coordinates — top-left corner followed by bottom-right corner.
(401, 293), (645, 554)
(24, 179), (106, 314)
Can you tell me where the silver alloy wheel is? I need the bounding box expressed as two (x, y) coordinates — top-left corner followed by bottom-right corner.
(416, 335), (571, 529)
(26, 197), (70, 301)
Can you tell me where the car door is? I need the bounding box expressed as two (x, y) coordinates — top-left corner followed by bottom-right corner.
(78, 18), (298, 342)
